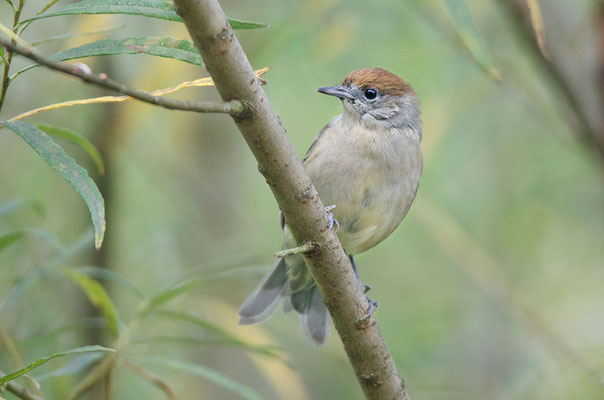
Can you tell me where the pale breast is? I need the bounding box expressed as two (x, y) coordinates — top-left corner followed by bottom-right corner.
(303, 116), (422, 254)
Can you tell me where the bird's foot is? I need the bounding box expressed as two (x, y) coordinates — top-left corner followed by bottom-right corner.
(362, 284), (371, 294)
(358, 295), (379, 325)
(324, 204), (339, 233)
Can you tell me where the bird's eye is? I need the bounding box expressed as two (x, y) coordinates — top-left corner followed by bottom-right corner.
(364, 88), (378, 100)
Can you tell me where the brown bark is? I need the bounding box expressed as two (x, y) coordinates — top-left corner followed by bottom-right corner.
(171, 0), (411, 398)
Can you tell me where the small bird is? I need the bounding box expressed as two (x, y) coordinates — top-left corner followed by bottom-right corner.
(238, 68), (423, 346)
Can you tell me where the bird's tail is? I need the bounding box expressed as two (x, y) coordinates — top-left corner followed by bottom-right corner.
(294, 285), (329, 346)
(238, 257), (330, 346)
(238, 257), (288, 325)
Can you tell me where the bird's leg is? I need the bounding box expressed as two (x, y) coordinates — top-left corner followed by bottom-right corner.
(324, 204), (339, 233)
(349, 255), (378, 321)
(349, 255), (371, 293)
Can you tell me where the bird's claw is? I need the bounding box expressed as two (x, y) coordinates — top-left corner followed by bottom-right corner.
(362, 284), (371, 294)
(324, 204), (339, 233)
(359, 296), (379, 323)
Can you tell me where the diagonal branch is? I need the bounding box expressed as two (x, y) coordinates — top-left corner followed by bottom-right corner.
(0, 38), (249, 117)
(0, 369), (45, 400)
(500, 0), (604, 164)
(172, 0), (411, 399)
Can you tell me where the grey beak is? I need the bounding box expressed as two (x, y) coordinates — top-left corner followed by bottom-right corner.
(316, 85), (355, 101)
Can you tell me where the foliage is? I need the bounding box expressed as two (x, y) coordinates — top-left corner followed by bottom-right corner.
(1, 0), (603, 399)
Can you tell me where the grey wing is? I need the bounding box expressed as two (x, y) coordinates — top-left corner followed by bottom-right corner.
(276, 116), (338, 230)
(303, 116), (339, 163)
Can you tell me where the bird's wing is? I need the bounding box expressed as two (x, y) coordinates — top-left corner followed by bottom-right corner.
(303, 115), (340, 163)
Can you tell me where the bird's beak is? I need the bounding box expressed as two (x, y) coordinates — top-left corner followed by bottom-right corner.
(316, 85), (355, 101)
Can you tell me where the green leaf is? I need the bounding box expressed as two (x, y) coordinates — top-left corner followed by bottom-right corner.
(21, 228), (67, 253)
(15, 36), (204, 77)
(21, 318), (106, 346)
(31, 25), (126, 46)
(35, 352), (104, 381)
(0, 232), (24, 253)
(37, 0), (64, 15)
(75, 265), (144, 298)
(21, 0), (267, 29)
(442, 0), (501, 81)
(0, 198), (25, 218)
(152, 310), (282, 358)
(37, 124), (105, 175)
(2, 121), (105, 249)
(49, 36), (203, 66)
(57, 266), (120, 336)
(142, 357), (264, 400)
(0, 228), (66, 255)
(139, 279), (204, 316)
(0, 345), (115, 385)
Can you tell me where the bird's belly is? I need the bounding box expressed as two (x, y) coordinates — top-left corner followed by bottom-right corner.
(304, 122), (422, 255)
(315, 165), (419, 255)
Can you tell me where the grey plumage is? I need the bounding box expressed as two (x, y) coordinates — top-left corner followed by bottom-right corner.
(238, 68), (422, 346)
(238, 251), (330, 345)
(238, 257), (288, 326)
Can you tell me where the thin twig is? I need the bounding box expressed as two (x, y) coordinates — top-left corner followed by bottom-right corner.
(123, 360), (175, 400)
(67, 355), (116, 400)
(7, 67), (270, 122)
(0, 369), (45, 400)
(0, 38), (250, 118)
(274, 242), (316, 258)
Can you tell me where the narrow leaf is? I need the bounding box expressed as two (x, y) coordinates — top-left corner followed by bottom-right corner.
(49, 36), (203, 66)
(75, 266), (143, 298)
(0, 198), (45, 219)
(0, 198), (25, 218)
(37, 0), (64, 15)
(21, 228), (67, 253)
(35, 353), (104, 380)
(31, 25), (126, 46)
(143, 357), (264, 400)
(37, 124), (105, 175)
(21, 0), (267, 29)
(15, 36), (203, 77)
(0, 232), (24, 253)
(2, 121), (105, 249)
(526, 0), (549, 60)
(442, 0), (501, 81)
(21, 318), (106, 346)
(130, 335), (281, 359)
(57, 266), (120, 336)
(139, 279), (204, 316)
(152, 310), (282, 358)
(0, 345), (115, 385)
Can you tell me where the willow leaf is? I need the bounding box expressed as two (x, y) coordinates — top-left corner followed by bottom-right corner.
(22, 0), (267, 29)
(3, 121), (105, 249)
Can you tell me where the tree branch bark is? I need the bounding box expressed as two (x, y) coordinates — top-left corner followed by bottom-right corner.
(0, 38), (248, 117)
(171, 0), (410, 399)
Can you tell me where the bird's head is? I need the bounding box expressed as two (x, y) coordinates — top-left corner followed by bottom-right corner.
(317, 68), (421, 136)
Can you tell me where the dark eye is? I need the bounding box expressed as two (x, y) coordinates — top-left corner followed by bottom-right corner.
(364, 88), (378, 100)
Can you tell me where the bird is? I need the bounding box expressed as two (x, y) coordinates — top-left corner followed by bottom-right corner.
(238, 67), (423, 346)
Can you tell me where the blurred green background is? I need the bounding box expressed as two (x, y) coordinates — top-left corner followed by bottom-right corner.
(1, 0), (604, 399)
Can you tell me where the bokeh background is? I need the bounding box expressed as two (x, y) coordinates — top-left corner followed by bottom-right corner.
(1, 0), (604, 399)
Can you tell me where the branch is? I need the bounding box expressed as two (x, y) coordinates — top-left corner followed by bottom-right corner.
(0, 38), (249, 117)
(172, 0), (410, 399)
(0, 369), (45, 400)
(500, 0), (604, 164)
